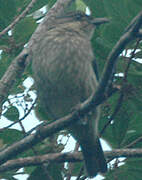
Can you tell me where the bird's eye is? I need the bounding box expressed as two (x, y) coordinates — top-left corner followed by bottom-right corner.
(75, 13), (83, 20)
(75, 13), (91, 22)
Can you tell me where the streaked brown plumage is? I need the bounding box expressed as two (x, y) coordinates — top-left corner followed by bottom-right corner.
(32, 12), (107, 177)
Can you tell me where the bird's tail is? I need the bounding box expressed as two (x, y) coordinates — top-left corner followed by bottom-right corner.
(80, 137), (107, 177)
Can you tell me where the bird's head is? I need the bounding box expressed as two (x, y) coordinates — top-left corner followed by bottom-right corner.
(53, 11), (109, 39)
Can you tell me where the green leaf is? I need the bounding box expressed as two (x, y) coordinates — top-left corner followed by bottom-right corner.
(134, 50), (142, 59)
(13, 16), (37, 44)
(4, 106), (19, 121)
(48, 0), (57, 8)
(83, 0), (107, 17)
(28, 164), (63, 180)
(0, 129), (22, 144)
(125, 0), (142, 18)
(0, 0), (17, 29)
(0, 34), (10, 48)
(105, 158), (142, 180)
(70, 162), (83, 176)
(29, 0), (48, 13)
(25, 166), (36, 176)
(0, 52), (14, 79)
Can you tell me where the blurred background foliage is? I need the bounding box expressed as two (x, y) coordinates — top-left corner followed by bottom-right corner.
(0, 0), (142, 179)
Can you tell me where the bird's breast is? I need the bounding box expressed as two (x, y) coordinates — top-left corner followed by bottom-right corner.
(32, 31), (97, 119)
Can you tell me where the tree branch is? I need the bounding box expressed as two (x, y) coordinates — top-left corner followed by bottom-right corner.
(92, 10), (142, 106)
(0, 98), (37, 132)
(0, 152), (81, 173)
(0, 10), (142, 167)
(68, 10), (142, 127)
(0, 49), (28, 108)
(0, 0), (75, 108)
(0, 108), (84, 166)
(100, 38), (141, 136)
(0, 0), (37, 38)
(1, 149), (142, 173)
(0, 1), (142, 171)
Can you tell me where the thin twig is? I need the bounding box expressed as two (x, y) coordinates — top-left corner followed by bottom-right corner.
(96, 11), (142, 101)
(124, 136), (142, 148)
(0, 98), (37, 132)
(76, 166), (84, 180)
(100, 38), (141, 136)
(66, 142), (80, 180)
(0, 49), (28, 108)
(100, 93), (124, 136)
(0, 0), (75, 111)
(0, 4), (141, 169)
(0, 0), (37, 38)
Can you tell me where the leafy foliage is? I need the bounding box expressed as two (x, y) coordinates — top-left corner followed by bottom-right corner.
(0, 0), (142, 179)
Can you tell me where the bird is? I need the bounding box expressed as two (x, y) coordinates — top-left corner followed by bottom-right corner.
(31, 11), (107, 177)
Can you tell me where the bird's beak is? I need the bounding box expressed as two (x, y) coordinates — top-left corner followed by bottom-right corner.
(92, 18), (109, 26)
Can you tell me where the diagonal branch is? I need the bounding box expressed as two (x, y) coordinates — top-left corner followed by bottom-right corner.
(0, 0), (75, 108)
(0, 49), (28, 108)
(71, 10), (142, 123)
(0, 10), (142, 167)
(0, 0), (142, 169)
(0, 0), (37, 38)
(0, 110), (81, 166)
(93, 10), (142, 106)
(0, 98), (37, 132)
(100, 38), (141, 136)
